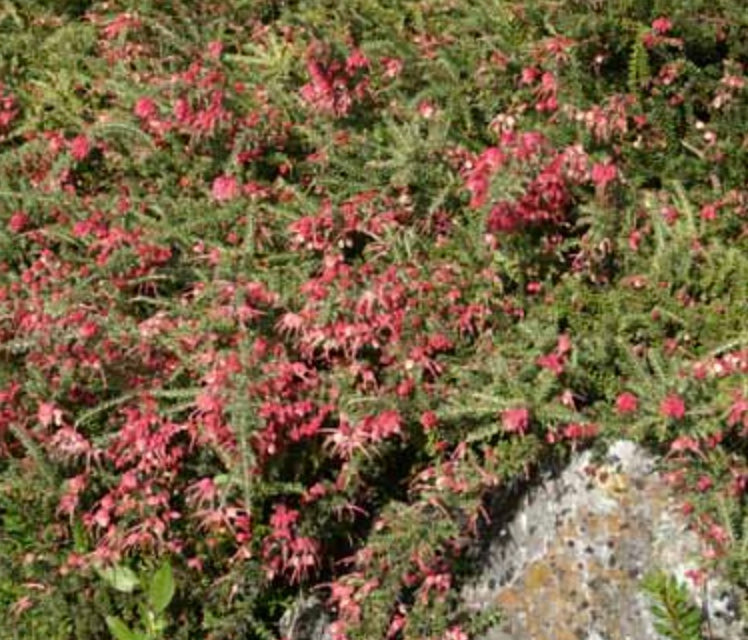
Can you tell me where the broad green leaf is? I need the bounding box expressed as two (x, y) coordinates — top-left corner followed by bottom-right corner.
(148, 562), (175, 614)
(72, 517), (88, 553)
(105, 616), (142, 640)
(97, 565), (140, 593)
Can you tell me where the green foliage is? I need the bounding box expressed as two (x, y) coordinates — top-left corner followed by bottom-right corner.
(1, 0), (747, 638)
(105, 617), (145, 640)
(98, 566), (140, 595)
(148, 563), (175, 615)
(641, 571), (704, 640)
(102, 563), (176, 640)
(627, 30), (651, 95)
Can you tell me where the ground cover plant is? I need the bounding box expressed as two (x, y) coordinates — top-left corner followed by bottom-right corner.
(1, 0), (747, 638)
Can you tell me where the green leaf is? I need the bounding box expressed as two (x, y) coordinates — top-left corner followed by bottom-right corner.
(72, 517), (88, 553)
(105, 616), (142, 640)
(148, 562), (175, 614)
(98, 565), (140, 593)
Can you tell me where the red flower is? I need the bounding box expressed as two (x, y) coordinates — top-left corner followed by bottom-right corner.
(420, 411), (438, 432)
(466, 175), (489, 209)
(502, 407), (530, 435)
(207, 41), (223, 59)
(396, 378), (415, 398)
(669, 435), (700, 455)
(486, 202), (519, 233)
(562, 422), (599, 440)
(591, 161), (617, 189)
(660, 393), (686, 419)
(212, 175), (239, 201)
(700, 204), (718, 221)
(418, 100), (436, 119)
(345, 49), (369, 72)
(615, 392), (639, 415)
(381, 57), (403, 78)
(134, 97), (157, 119)
(537, 352), (565, 375)
(365, 410), (402, 442)
(727, 393), (748, 429)
(520, 66), (541, 85)
(70, 135), (91, 162)
(386, 611), (407, 639)
(628, 229), (642, 251)
(7, 211), (29, 233)
(442, 625), (469, 640)
(652, 17), (673, 35)
(79, 321), (98, 340)
(269, 504), (299, 539)
(661, 206), (679, 225)
(557, 333), (572, 355)
(695, 475), (713, 492)
(38, 402), (62, 428)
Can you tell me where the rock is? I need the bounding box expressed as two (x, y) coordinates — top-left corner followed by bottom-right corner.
(462, 440), (744, 640)
(279, 594), (332, 640)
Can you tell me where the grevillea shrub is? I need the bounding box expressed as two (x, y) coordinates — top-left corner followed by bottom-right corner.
(1, 1), (747, 638)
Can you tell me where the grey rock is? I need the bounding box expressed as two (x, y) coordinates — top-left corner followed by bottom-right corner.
(462, 440), (744, 640)
(279, 594), (332, 640)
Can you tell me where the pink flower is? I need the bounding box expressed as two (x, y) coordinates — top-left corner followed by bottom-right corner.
(212, 175), (239, 201)
(365, 410), (402, 441)
(557, 333), (572, 355)
(207, 40), (223, 59)
(695, 475), (713, 492)
(520, 66), (541, 85)
(381, 57), (403, 78)
(269, 504), (299, 538)
(79, 321), (98, 340)
(101, 12), (140, 40)
(418, 100), (436, 119)
(591, 161), (617, 189)
(187, 557), (203, 572)
(38, 402), (62, 428)
(397, 378), (415, 398)
(7, 210), (29, 233)
(537, 351), (565, 375)
(700, 204), (718, 221)
(502, 407), (530, 435)
(660, 393), (686, 420)
(615, 392), (639, 415)
(69, 134), (91, 162)
(661, 206), (679, 225)
(628, 229), (642, 251)
(134, 97), (156, 119)
(420, 411), (438, 432)
(346, 49), (369, 72)
(486, 202), (519, 233)
(386, 611), (407, 639)
(652, 17), (673, 35)
(707, 523), (729, 546)
(669, 435), (700, 455)
(442, 626), (469, 640)
(727, 393), (748, 428)
(684, 568), (706, 587)
(174, 97), (192, 123)
(562, 422), (599, 440)
(466, 174), (489, 209)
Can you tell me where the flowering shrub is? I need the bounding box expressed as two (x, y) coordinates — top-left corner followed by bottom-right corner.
(1, 0), (747, 638)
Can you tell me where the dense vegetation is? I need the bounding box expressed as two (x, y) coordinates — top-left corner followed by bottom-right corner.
(1, 1), (747, 638)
